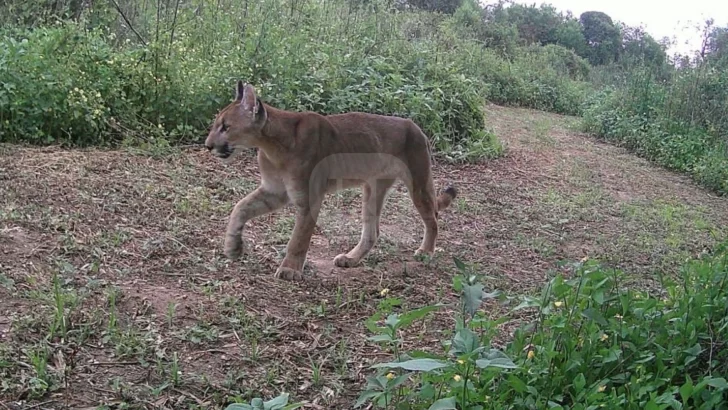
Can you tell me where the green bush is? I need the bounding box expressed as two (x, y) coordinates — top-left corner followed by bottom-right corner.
(582, 85), (728, 196)
(358, 244), (728, 409)
(0, 15), (502, 161)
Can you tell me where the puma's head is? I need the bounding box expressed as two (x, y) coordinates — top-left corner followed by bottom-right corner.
(205, 81), (267, 159)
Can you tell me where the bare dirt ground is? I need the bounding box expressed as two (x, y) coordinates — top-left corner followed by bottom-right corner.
(1, 105), (726, 409)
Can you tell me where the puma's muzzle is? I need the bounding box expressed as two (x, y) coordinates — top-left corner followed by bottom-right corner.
(205, 140), (234, 159)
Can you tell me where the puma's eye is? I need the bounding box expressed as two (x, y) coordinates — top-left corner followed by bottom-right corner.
(220, 122), (229, 132)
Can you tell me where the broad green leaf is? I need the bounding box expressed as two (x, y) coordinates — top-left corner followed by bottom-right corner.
(682, 343), (703, 357)
(453, 256), (466, 272)
(367, 334), (395, 343)
(513, 296), (542, 311)
(384, 313), (401, 329)
(396, 304), (444, 330)
(705, 377), (728, 390)
(371, 358), (449, 372)
(451, 328), (480, 356)
(264, 393), (302, 410)
(507, 374), (527, 393)
(475, 357), (518, 370)
(225, 405), (253, 410)
(581, 308), (608, 326)
(354, 391), (382, 408)
(428, 397), (457, 410)
(679, 378), (693, 403)
(573, 373), (585, 392)
(644, 400), (659, 410)
(463, 283), (484, 317)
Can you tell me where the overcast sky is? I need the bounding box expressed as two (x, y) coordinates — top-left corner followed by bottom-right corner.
(482, 0), (727, 57)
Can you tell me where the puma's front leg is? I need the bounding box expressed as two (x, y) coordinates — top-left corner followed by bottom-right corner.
(274, 201), (321, 281)
(224, 187), (288, 259)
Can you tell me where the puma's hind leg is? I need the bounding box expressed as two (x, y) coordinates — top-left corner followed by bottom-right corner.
(334, 179), (395, 268)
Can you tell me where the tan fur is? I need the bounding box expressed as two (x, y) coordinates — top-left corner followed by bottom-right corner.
(205, 81), (457, 280)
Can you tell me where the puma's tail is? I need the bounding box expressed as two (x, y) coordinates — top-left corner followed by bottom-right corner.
(436, 186), (458, 212)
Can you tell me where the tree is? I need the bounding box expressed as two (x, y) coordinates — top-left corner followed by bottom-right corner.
(400, 0), (463, 14)
(579, 11), (621, 65)
(620, 25), (667, 68)
(704, 25), (728, 63)
(553, 17), (588, 58)
(500, 3), (562, 45)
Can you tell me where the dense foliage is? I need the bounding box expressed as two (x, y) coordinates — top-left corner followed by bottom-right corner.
(2, 0), (727, 184)
(357, 245), (728, 409)
(2, 0), (726, 187)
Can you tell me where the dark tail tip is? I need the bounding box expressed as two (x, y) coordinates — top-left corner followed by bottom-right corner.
(444, 186), (457, 199)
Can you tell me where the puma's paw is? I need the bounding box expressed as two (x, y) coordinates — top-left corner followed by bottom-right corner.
(274, 266), (304, 281)
(224, 235), (245, 260)
(333, 253), (359, 268)
(414, 248), (434, 261)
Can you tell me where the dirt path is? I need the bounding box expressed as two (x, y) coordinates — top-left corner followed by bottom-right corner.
(1, 105), (726, 408)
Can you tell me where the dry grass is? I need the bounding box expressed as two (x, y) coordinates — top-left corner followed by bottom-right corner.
(1, 105), (726, 409)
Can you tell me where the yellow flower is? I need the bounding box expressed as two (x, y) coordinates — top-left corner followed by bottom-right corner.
(453, 375), (462, 382)
(600, 333), (608, 342)
(597, 385), (606, 392)
(527, 350), (535, 360)
(386, 372), (395, 380)
(554, 301), (563, 308)
(457, 359), (465, 365)
(380, 288), (389, 297)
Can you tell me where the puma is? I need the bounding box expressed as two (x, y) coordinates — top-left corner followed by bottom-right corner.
(204, 81), (457, 280)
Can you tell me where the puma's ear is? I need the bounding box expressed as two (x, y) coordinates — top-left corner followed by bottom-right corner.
(234, 80), (245, 102)
(240, 84), (258, 115)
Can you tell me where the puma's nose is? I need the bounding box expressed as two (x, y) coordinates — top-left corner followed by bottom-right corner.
(205, 143), (213, 151)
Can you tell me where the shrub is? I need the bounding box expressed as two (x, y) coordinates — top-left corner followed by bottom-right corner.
(582, 83), (728, 196)
(358, 243), (728, 409)
(0, 14), (501, 161)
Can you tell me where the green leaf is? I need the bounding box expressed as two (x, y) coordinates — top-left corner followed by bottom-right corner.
(513, 296), (542, 311)
(644, 399), (660, 410)
(396, 304), (444, 330)
(573, 373), (585, 392)
(507, 375), (527, 393)
(683, 343), (703, 357)
(367, 334), (395, 343)
(475, 357), (518, 370)
(680, 379), (693, 403)
(354, 391), (382, 408)
(462, 283), (484, 317)
(428, 397), (457, 410)
(705, 377), (728, 390)
(371, 358), (449, 372)
(451, 328), (480, 356)
(225, 405), (253, 410)
(251, 398), (264, 410)
(384, 313), (400, 329)
(581, 308), (608, 326)
(263, 393), (301, 410)
(453, 256), (466, 272)
(476, 350), (518, 370)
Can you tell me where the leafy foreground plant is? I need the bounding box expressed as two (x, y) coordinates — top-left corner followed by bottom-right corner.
(224, 392), (302, 410)
(357, 243), (728, 409)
